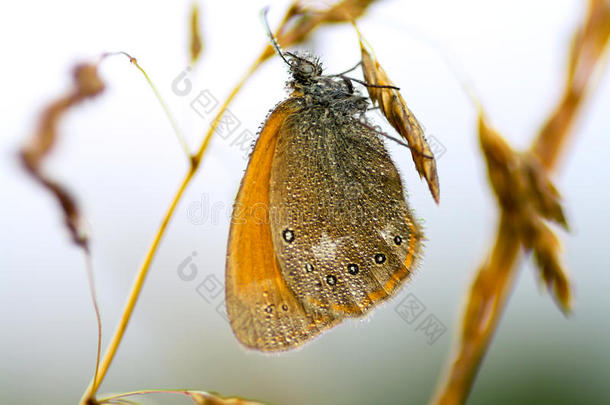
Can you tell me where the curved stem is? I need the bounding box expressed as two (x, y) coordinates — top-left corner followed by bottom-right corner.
(79, 54), (265, 405)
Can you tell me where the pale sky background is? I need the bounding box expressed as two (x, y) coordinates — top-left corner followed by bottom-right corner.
(1, 1), (609, 404)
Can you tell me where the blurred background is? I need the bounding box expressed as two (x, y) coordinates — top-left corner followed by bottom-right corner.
(1, 1), (609, 404)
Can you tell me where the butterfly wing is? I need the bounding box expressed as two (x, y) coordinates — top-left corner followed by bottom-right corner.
(226, 99), (339, 351)
(269, 109), (423, 318)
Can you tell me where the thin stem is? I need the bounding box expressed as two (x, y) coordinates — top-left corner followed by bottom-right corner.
(103, 51), (192, 161)
(80, 169), (195, 404)
(84, 248), (102, 397)
(79, 51), (266, 405)
(98, 389), (201, 403)
(192, 56), (264, 165)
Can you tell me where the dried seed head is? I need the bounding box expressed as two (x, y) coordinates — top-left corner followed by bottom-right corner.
(359, 35), (440, 203)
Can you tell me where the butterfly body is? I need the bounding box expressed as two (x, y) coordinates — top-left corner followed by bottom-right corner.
(226, 51), (422, 351)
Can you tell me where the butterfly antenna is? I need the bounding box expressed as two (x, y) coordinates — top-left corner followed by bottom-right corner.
(260, 7), (291, 67)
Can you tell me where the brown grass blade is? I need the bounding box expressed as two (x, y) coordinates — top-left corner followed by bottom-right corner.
(190, 3), (203, 64)
(260, 0), (379, 61)
(477, 113), (521, 212)
(478, 112), (571, 312)
(98, 390), (268, 405)
(478, 115), (568, 230)
(432, 1), (609, 403)
(434, 213), (521, 405)
(533, 0), (610, 169)
(20, 61), (106, 405)
(527, 220), (572, 313)
(522, 156), (568, 229)
(20, 63), (105, 248)
(359, 38), (440, 203)
(189, 392), (267, 405)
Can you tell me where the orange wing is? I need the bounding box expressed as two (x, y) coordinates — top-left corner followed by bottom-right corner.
(225, 99), (338, 351)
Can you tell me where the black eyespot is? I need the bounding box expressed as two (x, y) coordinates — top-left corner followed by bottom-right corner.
(305, 263), (314, 273)
(394, 235), (402, 245)
(347, 263), (359, 275)
(282, 229), (295, 243)
(265, 305), (274, 314)
(282, 304), (289, 311)
(326, 275), (337, 286)
(374, 253), (386, 264)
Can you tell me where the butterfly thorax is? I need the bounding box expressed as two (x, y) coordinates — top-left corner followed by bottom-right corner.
(285, 52), (368, 117)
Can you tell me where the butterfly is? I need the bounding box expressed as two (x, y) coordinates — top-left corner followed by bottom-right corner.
(225, 25), (423, 352)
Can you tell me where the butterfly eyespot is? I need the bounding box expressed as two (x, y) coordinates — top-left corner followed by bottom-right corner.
(347, 263), (359, 275)
(393, 235), (402, 245)
(305, 263), (314, 273)
(282, 229), (295, 243)
(325, 275), (337, 286)
(281, 304), (289, 311)
(265, 305), (274, 314)
(374, 253), (386, 264)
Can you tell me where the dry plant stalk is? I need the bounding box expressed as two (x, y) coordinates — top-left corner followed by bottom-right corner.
(97, 389), (266, 405)
(20, 63), (105, 249)
(359, 36), (440, 203)
(190, 3), (203, 64)
(432, 1), (610, 404)
(19, 63), (107, 397)
(260, 0), (377, 61)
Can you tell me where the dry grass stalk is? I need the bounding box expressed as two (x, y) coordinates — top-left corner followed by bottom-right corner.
(20, 63), (105, 249)
(98, 390), (267, 405)
(478, 115), (571, 312)
(432, 1), (610, 404)
(534, 0), (610, 168)
(259, 0), (378, 61)
(20, 62), (107, 405)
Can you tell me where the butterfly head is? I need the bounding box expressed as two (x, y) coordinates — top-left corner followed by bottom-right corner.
(285, 51), (323, 85)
